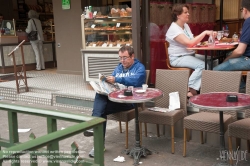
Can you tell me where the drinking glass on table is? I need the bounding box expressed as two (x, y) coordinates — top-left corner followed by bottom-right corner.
(223, 30), (230, 37)
(217, 31), (223, 41)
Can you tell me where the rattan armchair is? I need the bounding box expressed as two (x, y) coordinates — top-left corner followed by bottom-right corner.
(107, 70), (150, 149)
(183, 70), (242, 157)
(228, 72), (250, 165)
(139, 69), (189, 154)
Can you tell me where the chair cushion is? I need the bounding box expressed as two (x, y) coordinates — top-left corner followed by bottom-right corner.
(184, 112), (232, 134)
(138, 108), (184, 125)
(228, 118), (250, 140)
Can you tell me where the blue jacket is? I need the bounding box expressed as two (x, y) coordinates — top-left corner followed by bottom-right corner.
(112, 59), (146, 87)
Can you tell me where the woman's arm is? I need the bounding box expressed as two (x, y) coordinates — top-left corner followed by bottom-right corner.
(174, 30), (215, 47)
(25, 20), (32, 33)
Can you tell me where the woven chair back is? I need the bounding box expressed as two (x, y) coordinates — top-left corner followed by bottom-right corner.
(155, 69), (189, 116)
(200, 70), (241, 121)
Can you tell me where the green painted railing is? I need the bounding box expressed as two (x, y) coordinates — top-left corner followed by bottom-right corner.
(0, 102), (105, 166)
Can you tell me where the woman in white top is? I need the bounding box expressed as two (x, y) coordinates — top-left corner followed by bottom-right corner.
(26, 10), (45, 71)
(166, 4), (216, 97)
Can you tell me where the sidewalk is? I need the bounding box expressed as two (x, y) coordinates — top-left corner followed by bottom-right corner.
(0, 69), (249, 166)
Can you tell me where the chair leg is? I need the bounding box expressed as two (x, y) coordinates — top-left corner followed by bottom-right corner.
(183, 128), (187, 157)
(171, 125), (175, 154)
(200, 131), (204, 144)
(156, 124), (160, 137)
(125, 122), (128, 149)
(144, 123), (147, 137)
(236, 138), (241, 149)
(119, 121), (122, 133)
(247, 140), (250, 153)
(187, 129), (190, 142)
(228, 136), (233, 166)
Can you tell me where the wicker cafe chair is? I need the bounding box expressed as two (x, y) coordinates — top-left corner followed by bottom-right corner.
(228, 72), (250, 165)
(107, 70), (150, 149)
(139, 69), (189, 154)
(165, 41), (192, 75)
(183, 70), (242, 157)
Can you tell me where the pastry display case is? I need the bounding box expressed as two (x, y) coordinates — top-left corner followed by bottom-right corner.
(81, 6), (133, 82)
(81, 6), (132, 50)
(0, 20), (18, 44)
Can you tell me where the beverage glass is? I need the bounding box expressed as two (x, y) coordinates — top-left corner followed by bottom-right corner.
(223, 30), (230, 37)
(142, 84), (148, 91)
(208, 34), (215, 47)
(217, 31), (223, 41)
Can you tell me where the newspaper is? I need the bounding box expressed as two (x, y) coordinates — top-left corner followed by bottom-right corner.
(89, 73), (125, 95)
(148, 107), (172, 113)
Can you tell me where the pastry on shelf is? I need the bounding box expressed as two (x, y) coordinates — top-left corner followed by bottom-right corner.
(102, 42), (108, 47)
(87, 42), (93, 46)
(95, 12), (108, 18)
(96, 41), (104, 46)
(126, 7), (132, 16)
(127, 39), (133, 45)
(120, 8), (128, 17)
(107, 26), (116, 30)
(111, 8), (120, 17)
(117, 39), (126, 46)
(125, 25), (132, 30)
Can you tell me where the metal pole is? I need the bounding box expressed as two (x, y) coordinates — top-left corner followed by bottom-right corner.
(141, 0), (150, 70)
(220, 0), (223, 30)
(131, 0), (141, 60)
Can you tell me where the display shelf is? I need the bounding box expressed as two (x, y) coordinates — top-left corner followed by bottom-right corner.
(17, 0), (27, 20)
(43, 21), (55, 41)
(82, 15), (132, 49)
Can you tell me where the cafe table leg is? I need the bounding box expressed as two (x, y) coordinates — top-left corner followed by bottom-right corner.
(205, 50), (208, 70)
(210, 51), (214, 70)
(215, 111), (230, 166)
(126, 103), (151, 165)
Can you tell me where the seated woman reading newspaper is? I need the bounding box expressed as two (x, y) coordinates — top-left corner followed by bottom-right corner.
(84, 45), (146, 158)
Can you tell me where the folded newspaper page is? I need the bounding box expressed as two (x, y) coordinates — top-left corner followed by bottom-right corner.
(89, 73), (124, 95)
(148, 107), (172, 113)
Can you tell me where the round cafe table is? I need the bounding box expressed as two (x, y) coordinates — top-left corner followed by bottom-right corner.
(189, 92), (250, 166)
(108, 88), (163, 165)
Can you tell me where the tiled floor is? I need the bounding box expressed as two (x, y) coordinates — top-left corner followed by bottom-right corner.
(0, 68), (95, 109)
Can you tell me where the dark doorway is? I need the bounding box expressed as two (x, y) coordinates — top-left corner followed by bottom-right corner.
(120, 1), (131, 8)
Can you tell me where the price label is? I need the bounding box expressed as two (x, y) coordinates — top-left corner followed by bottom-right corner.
(91, 24), (96, 28)
(116, 23), (121, 27)
(93, 11), (97, 16)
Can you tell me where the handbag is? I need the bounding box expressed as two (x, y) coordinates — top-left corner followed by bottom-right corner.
(27, 19), (38, 41)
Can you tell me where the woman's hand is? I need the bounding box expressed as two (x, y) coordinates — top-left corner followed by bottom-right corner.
(205, 30), (217, 38)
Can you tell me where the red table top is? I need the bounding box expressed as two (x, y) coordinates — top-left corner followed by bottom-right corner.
(187, 45), (235, 50)
(108, 88), (163, 103)
(189, 92), (250, 111)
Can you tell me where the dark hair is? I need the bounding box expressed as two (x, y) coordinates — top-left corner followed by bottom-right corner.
(242, 0), (250, 11)
(119, 45), (134, 56)
(0, 13), (3, 17)
(171, 3), (189, 22)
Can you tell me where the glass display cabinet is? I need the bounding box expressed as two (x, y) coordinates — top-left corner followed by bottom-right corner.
(81, 5), (132, 82)
(0, 20), (18, 44)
